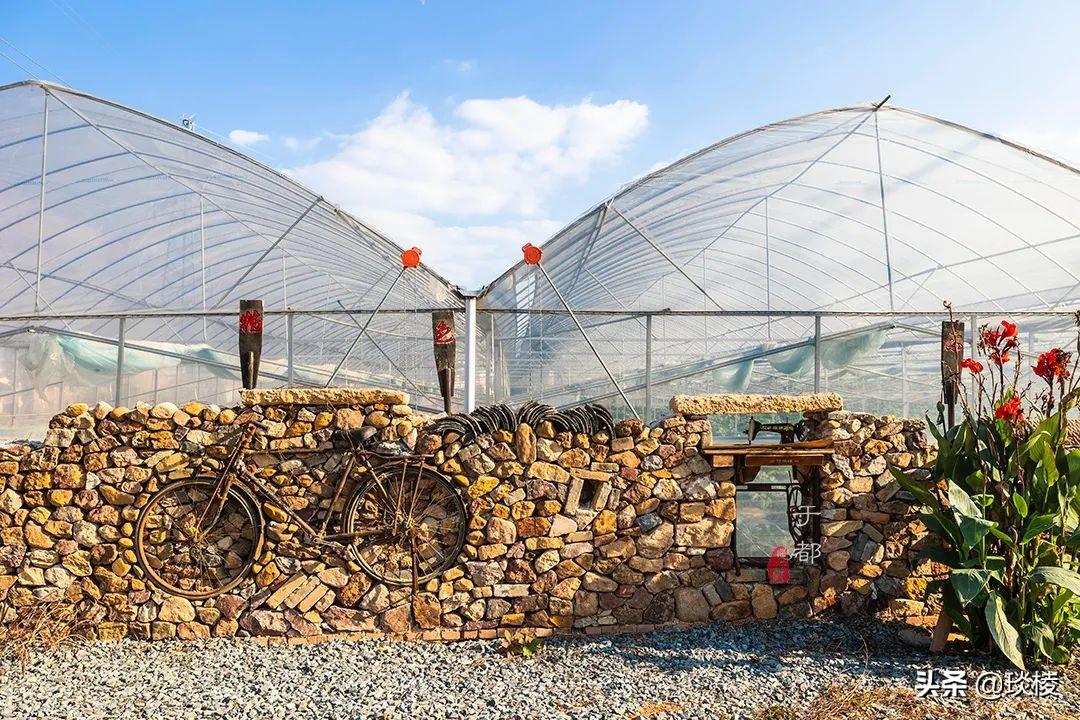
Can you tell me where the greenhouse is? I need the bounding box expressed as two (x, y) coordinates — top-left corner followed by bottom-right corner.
(3, 79), (1080, 436)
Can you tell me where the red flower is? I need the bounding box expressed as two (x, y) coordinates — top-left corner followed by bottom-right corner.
(994, 396), (1024, 425)
(961, 357), (984, 374)
(239, 309), (263, 334)
(1033, 347), (1072, 383)
(979, 320), (1020, 366)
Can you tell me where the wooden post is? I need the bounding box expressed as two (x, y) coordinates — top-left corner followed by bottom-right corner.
(239, 300), (263, 390)
(432, 310), (456, 413)
(941, 320), (964, 427)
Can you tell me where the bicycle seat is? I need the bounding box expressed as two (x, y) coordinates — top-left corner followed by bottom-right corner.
(331, 426), (380, 449)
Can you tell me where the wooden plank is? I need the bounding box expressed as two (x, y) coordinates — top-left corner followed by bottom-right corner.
(702, 439), (833, 454)
(745, 454), (827, 467)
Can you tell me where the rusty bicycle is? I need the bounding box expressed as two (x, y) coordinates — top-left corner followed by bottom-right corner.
(134, 420), (468, 600)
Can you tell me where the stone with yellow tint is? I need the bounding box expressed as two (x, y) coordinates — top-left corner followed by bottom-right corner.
(255, 562), (280, 587)
(592, 510), (617, 535)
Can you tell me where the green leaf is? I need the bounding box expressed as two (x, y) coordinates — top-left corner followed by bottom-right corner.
(1012, 494), (1029, 519)
(890, 466), (938, 509)
(940, 583), (974, 639)
(921, 547), (961, 567)
(1021, 514), (1059, 544)
(1037, 441), (1060, 486)
(989, 526), (1019, 553)
(951, 569), (993, 605)
(985, 591), (1025, 669)
(920, 511), (963, 549)
(1065, 449), (1080, 484)
(948, 481), (983, 519)
(958, 515), (997, 551)
(1022, 623), (1055, 659)
(1029, 566), (1080, 595)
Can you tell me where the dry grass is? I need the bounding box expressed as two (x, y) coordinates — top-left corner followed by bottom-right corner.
(0, 601), (91, 670)
(626, 700), (687, 719)
(751, 706), (796, 720)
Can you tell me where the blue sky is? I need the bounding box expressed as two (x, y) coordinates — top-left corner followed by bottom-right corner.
(4, 1), (1080, 287)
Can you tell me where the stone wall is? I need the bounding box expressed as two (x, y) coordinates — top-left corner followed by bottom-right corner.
(0, 390), (940, 642)
(802, 411), (942, 620)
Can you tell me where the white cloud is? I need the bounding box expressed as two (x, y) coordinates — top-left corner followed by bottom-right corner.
(282, 135), (322, 153)
(228, 129), (269, 146)
(287, 92), (648, 286)
(443, 59), (476, 73)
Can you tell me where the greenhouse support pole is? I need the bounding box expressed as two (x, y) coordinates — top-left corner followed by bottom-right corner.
(286, 313), (295, 385)
(115, 317), (126, 406)
(464, 296), (477, 412)
(324, 266), (404, 386)
(530, 258), (639, 419)
(487, 313), (495, 403)
(644, 314), (654, 419)
(813, 314), (822, 392)
(34, 91), (49, 313)
(969, 313), (978, 407)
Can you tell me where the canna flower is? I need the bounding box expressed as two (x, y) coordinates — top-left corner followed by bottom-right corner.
(961, 357), (984, 374)
(994, 395), (1024, 425)
(979, 320), (1020, 366)
(1033, 347), (1071, 383)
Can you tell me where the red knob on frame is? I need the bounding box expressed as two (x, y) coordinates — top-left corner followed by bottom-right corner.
(522, 243), (543, 265)
(401, 247), (422, 268)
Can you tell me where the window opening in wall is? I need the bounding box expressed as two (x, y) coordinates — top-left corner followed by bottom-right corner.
(579, 476), (599, 508)
(733, 461), (821, 569)
(702, 421), (830, 576)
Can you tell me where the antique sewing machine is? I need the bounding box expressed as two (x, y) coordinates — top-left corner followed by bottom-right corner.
(743, 417), (807, 445)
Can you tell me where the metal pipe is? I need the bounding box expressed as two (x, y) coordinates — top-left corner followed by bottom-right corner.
(644, 314), (653, 419)
(34, 91), (49, 313)
(873, 111), (896, 311)
(813, 314), (822, 392)
(286, 313), (295, 385)
(464, 296), (477, 412)
(324, 267), (405, 386)
(0, 307), (1074, 323)
(612, 205), (726, 311)
(534, 262), (638, 418)
(114, 317), (125, 406)
(212, 196), (319, 308)
(334, 300), (440, 406)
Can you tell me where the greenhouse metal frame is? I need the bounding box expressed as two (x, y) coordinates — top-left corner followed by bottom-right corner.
(3, 79), (1080, 435)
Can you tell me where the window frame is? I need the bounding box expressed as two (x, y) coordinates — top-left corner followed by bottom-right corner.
(731, 457), (822, 570)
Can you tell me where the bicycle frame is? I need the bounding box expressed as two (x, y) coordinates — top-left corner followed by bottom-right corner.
(200, 424), (428, 546)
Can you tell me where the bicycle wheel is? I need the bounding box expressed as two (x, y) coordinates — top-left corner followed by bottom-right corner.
(135, 477), (263, 599)
(342, 463), (467, 586)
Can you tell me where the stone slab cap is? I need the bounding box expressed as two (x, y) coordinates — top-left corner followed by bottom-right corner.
(238, 387), (409, 407)
(668, 392), (844, 416)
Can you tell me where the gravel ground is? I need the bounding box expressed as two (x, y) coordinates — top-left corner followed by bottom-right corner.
(0, 620), (1075, 720)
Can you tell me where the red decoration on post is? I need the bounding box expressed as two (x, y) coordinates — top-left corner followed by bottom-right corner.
(433, 319), (455, 345)
(522, 243), (543, 265)
(401, 247), (422, 268)
(238, 300), (264, 390)
(767, 546), (791, 585)
(239, 309), (263, 334)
